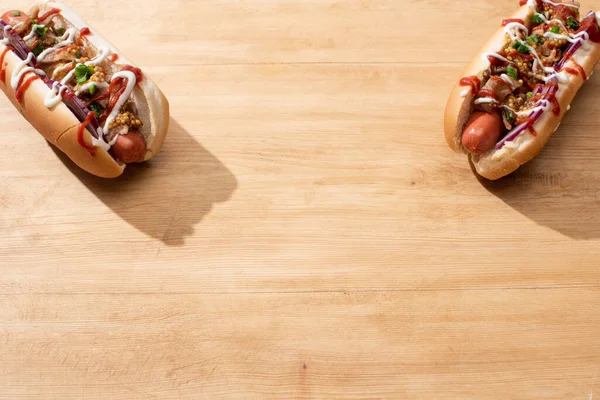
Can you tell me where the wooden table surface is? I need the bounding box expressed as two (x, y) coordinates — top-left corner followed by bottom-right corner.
(2, 0), (600, 398)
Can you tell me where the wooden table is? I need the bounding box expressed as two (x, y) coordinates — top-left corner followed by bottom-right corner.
(2, 0), (600, 398)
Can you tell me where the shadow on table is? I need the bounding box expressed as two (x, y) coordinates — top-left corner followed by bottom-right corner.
(471, 112), (600, 241)
(51, 117), (238, 246)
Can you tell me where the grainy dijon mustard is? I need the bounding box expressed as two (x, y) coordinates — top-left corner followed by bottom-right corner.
(90, 66), (105, 83)
(108, 111), (143, 130)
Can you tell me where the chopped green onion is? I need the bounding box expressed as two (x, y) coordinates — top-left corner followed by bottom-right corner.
(550, 25), (561, 34)
(89, 103), (101, 118)
(12, 11), (21, 17)
(31, 43), (43, 56)
(75, 50), (82, 58)
(74, 63), (94, 84)
(35, 26), (48, 37)
(55, 27), (65, 36)
(527, 92), (533, 100)
(531, 13), (544, 25)
(504, 108), (515, 124)
(526, 34), (542, 44)
(511, 41), (530, 54)
(566, 16), (579, 30)
(89, 84), (96, 95)
(507, 65), (518, 79)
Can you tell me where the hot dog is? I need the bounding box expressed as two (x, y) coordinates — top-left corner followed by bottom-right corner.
(444, 0), (600, 180)
(462, 111), (503, 155)
(0, 1), (169, 178)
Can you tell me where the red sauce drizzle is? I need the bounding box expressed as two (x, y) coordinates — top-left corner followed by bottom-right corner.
(87, 90), (110, 105)
(567, 55), (587, 81)
(517, 81), (560, 136)
(494, 76), (512, 90)
(0, 46), (13, 84)
(98, 66), (144, 120)
(561, 67), (579, 75)
(519, 0), (542, 8)
(101, 83), (127, 121)
(77, 112), (97, 156)
(15, 75), (38, 103)
(36, 8), (61, 22)
(477, 88), (498, 100)
(487, 55), (506, 66)
(526, 117), (538, 136)
(121, 65), (144, 83)
(548, 96), (560, 115)
(14, 71), (29, 91)
(60, 63), (76, 76)
(459, 76), (481, 94)
(545, 82), (560, 115)
(78, 27), (91, 45)
(577, 13), (600, 43)
(108, 53), (119, 62)
(502, 18), (525, 26)
(55, 46), (70, 55)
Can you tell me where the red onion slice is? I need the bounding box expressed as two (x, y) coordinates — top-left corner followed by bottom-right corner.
(0, 20), (37, 63)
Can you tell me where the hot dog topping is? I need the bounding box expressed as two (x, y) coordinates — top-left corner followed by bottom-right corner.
(0, 6), (147, 163)
(459, 1), (600, 153)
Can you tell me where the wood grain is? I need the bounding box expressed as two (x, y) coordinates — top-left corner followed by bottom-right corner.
(2, 0), (600, 398)
(3, 290), (600, 400)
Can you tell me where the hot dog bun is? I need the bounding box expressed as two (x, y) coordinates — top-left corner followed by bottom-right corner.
(0, 0), (169, 178)
(445, 5), (532, 156)
(0, 46), (125, 178)
(444, 3), (600, 180)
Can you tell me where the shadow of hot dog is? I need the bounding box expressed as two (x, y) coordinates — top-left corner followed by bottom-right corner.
(50, 117), (238, 246)
(471, 66), (600, 240)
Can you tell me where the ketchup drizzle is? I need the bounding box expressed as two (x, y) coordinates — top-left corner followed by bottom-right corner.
(0, 46), (12, 84)
(78, 27), (91, 46)
(77, 112), (97, 156)
(121, 65), (143, 83)
(502, 18), (525, 26)
(459, 76), (481, 94)
(35, 8), (61, 22)
(560, 67), (579, 76)
(15, 75), (38, 103)
(567, 55), (587, 81)
(477, 88), (498, 100)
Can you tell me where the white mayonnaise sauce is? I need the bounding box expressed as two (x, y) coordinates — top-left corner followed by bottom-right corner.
(526, 0), (537, 10)
(86, 47), (110, 66)
(544, 31), (591, 50)
(504, 22), (528, 41)
(88, 71), (138, 150)
(482, 52), (513, 64)
(44, 80), (70, 108)
(460, 89), (469, 97)
(541, 0), (579, 9)
(0, 25), (12, 45)
(474, 98), (498, 105)
(102, 71), (136, 134)
(23, 24), (45, 41)
(37, 27), (76, 62)
(46, 47), (112, 107)
(75, 81), (108, 96)
(514, 100), (549, 117)
(499, 74), (515, 84)
(11, 53), (45, 90)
